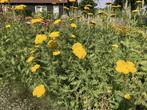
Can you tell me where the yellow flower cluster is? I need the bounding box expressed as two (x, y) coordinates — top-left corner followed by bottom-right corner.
(124, 93), (131, 100)
(72, 42), (87, 59)
(53, 19), (61, 25)
(47, 40), (57, 49)
(26, 56), (34, 63)
(53, 50), (61, 56)
(31, 64), (40, 73)
(69, 0), (76, 3)
(5, 24), (11, 28)
(115, 60), (137, 74)
(70, 23), (77, 28)
(35, 34), (47, 45)
(0, 0), (9, 3)
(33, 84), (45, 97)
(14, 5), (26, 10)
(31, 18), (43, 24)
(49, 31), (60, 40)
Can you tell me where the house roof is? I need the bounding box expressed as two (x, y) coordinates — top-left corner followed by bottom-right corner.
(9, 0), (68, 4)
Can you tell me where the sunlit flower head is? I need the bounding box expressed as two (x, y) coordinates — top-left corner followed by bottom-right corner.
(31, 64), (40, 73)
(70, 23), (77, 28)
(5, 24), (11, 28)
(105, 2), (112, 5)
(14, 5), (26, 10)
(31, 18), (43, 24)
(72, 42), (87, 59)
(132, 9), (139, 13)
(124, 93), (131, 100)
(84, 6), (90, 10)
(35, 34), (47, 45)
(136, 0), (142, 4)
(115, 60), (137, 74)
(69, 0), (76, 2)
(26, 56), (34, 63)
(49, 31), (60, 40)
(53, 50), (61, 56)
(112, 44), (119, 48)
(0, 0), (9, 3)
(47, 40), (57, 49)
(33, 84), (45, 98)
(53, 19), (61, 25)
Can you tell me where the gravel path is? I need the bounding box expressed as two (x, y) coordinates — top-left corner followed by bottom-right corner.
(0, 81), (50, 110)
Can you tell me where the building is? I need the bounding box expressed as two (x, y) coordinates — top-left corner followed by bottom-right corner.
(1, 0), (68, 16)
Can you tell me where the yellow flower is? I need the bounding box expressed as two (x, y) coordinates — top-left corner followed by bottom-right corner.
(49, 31), (60, 40)
(132, 9), (139, 13)
(31, 64), (40, 73)
(69, 0), (76, 2)
(35, 34), (47, 45)
(126, 61), (137, 73)
(115, 60), (137, 74)
(84, 6), (90, 10)
(47, 40), (57, 49)
(112, 44), (119, 48)
(105, 2), (112, 5)
(136, 0), (142, 4)
(87, 13), (94, 16)
(90, 21), (96, 25)
(112, 5), (121, 8)
(33, 84), (45, 98)
(5, 24), (11, 28)
(53, 50), (61, 56)
(0, 0), (9, 3)
(70, 23), (77, 28)
(54, 19), (61, 25)
(64, 6), (69, 10)
(115, 60), (129, 74)
(26, 56), (34, 63)
(71, 34), (76, 38)
(85, 4), (92, 7)
(14, 5), (26, 10)
(72, 42), (87, 59)
(124, 93), (131, 100)
(31, 18), (43, 24)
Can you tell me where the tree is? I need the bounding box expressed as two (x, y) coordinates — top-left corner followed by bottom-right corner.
(79, 0), (97, 13)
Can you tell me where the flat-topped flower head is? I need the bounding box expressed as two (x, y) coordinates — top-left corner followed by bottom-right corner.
(49, 31), (60, 40)
(26, 56), (34, 63)
(31, 18), (43, 24)
(53, 50), (61, 56)
(112, 44), (119, 48)
(72, 42), (87, 59)
(69, 0), (76, 3)
(70, 23), (77, 28)
(33, 84), (45, 98)
(14, 5), (26, 10)
(136, 0), (142, 4)
(124, 93), (131, 100)
(47, 40), (57, 49)
(115, 60), (137, 74)
(31, 64), (40, 73)
(35, 34), (47, 45)
(0, 0), (9, 3)
(84, 6), (90, 10)
(105, 2), (112, 5)
(5, 24), (11, 28)
(132, 9), (139, 13)
(53, 19), (61, 25)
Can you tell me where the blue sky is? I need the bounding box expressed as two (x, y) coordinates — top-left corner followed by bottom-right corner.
(97, 0), (113, 8)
